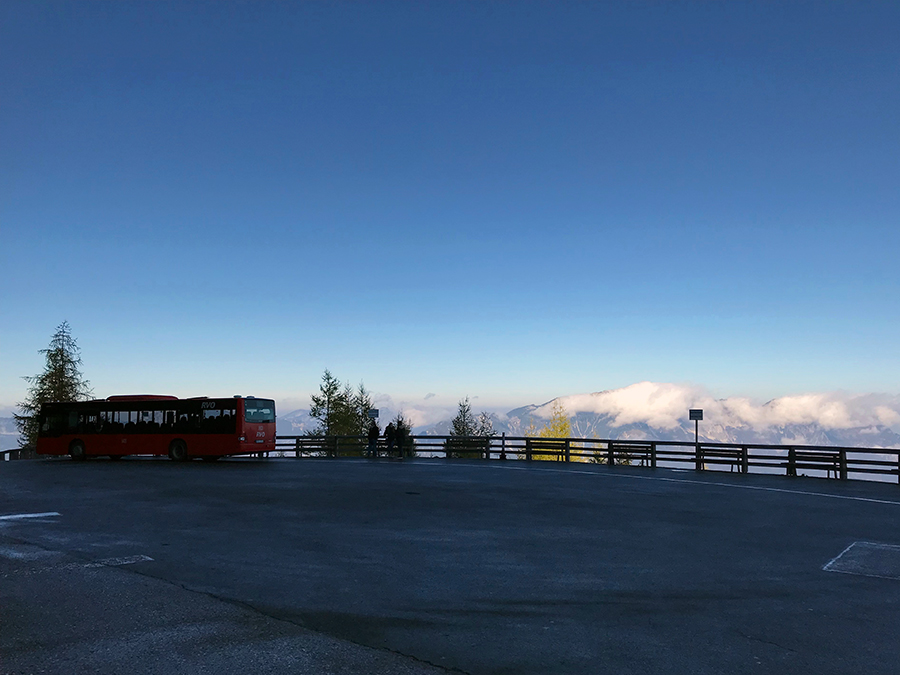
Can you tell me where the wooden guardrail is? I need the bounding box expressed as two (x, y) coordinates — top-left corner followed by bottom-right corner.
(7, 434), (897, 484)
(274, 434), (900, 484)
(0, 448), (38, 461)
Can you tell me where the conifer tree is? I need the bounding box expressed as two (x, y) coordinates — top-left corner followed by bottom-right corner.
(449, 397), (477, 437)
(351, 382), (375, 435)
(447, 397), (486, 458)
(309, 369), (344, 436)
(309, 370), (374, 436)
(526, 400), (572, 461)
(536, 401), (572, 439)
(16, 321), (92, 448)
(393, 412), (415, 457)
(476, 411), (494, 437)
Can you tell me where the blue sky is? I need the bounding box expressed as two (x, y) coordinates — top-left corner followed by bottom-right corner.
(2, 1), (898, 415)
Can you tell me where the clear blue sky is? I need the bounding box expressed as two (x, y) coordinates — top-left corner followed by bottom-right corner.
(2, 1), (898, 412)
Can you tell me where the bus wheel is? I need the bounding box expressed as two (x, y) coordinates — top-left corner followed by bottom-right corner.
(168, 440), (188, 462)
(69, 440), (87, 461)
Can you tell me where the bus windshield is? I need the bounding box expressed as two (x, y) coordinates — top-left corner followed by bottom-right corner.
(244, 399), (275, 423)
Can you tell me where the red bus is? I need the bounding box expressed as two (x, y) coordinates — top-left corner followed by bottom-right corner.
(36, 395), (276, 461)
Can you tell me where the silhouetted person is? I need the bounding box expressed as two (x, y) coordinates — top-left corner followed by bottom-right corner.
(395, 423), (407, 460)
(367, 420), (380, 457)
(384, 422), (396, 455)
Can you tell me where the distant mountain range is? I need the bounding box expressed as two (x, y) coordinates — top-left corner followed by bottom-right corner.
(499, 405), (900, 448)
(276, 396), (900, 449)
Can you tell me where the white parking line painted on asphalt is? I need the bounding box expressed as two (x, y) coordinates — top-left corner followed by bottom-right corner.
(823, 541), (900, 580)
(0, 544), (57, 561)
(2, 554), (155, 578)
(83, 554), (154, 568)
(0, 512), (61, 521)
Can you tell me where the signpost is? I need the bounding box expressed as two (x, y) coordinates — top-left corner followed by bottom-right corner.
(689, 409), (703, 442)
(367, 409), (379, 419)
(689, 409), (703, 471)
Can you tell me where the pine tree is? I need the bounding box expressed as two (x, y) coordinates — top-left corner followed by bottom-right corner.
(449, 397), (477, 437)
(309, 371), (376, 455)
(393, 412), (415, 457)
(476, 411), (494, 437)
(309, 369), (344, 436)
(536, 401), (572, 439)
(351, 382), (375, 435)
(15, 321), (92, 448)
(527, 400), (572, 461)
(447, 397), (485, 458)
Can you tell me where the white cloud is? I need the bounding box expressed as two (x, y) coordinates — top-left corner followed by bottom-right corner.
(532, 382), (900, 432)
(397, 405), (456, 428)
(875, 406), (900, 427)
(535, 382), (698, 430)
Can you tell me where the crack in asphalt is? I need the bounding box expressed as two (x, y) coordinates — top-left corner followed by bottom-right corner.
(737, 629), (798, 654)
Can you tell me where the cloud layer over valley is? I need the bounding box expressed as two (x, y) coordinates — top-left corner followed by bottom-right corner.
(531, 382), (900, 434)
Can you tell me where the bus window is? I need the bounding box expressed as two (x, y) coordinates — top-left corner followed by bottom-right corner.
(176, 412), (200, 432)
(136, 411), (159, 432)
(83, 413), (98, 433)
(202, 408), (221, 432)
(38, 411), (69, 436)
(244, 399), (275, 423)
(221, 408), (235, 433)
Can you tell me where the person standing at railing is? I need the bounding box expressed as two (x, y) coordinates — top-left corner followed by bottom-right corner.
(367, 420), (380, 458)
(396, 423), (407, 460)
(384, 422), (396, 456)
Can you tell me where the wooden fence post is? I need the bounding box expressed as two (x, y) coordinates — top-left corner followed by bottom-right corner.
(525, 439), (532, 462)
(695, 443), (702, 471)
(839, 449), (848, 481)
(607, 442), (615, 466)
(565, 439), (571, 463)
(650, 442), (657, 468)
(787, 447), (797, 477)
(741, 447), (748, 474)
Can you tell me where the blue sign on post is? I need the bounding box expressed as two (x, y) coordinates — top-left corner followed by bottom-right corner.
(367, 409), (379, 419)
(689, 409), (703, 421)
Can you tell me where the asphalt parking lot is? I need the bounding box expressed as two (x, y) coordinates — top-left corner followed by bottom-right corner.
(3, 457), (900, 674)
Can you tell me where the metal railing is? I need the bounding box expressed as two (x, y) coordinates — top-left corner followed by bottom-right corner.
(274, 434), (900, 484)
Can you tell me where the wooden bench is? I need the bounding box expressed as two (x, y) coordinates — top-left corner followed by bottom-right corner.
(787, 448), (842, 478)
(608, 442), (652, 466)
(700, 447), (744, 472)
(445, 437), (490, 459)
(525, 439), (567, 461)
